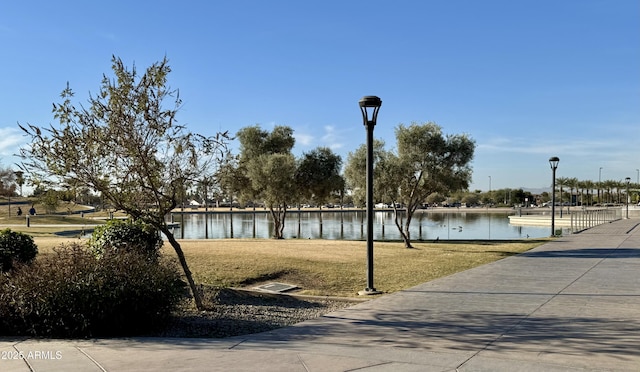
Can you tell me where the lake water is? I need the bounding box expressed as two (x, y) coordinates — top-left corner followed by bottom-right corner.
(169, 210), (552, 240)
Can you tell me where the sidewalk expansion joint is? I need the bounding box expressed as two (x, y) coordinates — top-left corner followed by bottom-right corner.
(13, 344), (34, 372)
(625, 223), (639, 234)
(76, 347), (107, 372)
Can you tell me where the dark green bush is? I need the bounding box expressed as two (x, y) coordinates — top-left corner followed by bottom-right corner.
(0, 243), (185, 337)
(89, 219), (163, 260)
(0, 228), (37, 271)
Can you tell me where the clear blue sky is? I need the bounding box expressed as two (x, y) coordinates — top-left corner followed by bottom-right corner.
(1, 0), (638, 192)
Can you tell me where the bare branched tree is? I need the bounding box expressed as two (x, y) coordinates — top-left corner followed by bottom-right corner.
(19, 56), (229, 310)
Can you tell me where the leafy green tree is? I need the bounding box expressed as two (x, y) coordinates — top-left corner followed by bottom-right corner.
(344, 139), (393, 207)
(426, 192), (446, 206)
(234, 125), (297, 239)
(540, 191), (551, 204)
(512, 188), (533, 206)
(346, 123), (474, 248)
(39, 189), (61, 214)
(295, 147), (344, 206)
(18, 56), (228, 310)
(461, 192), (480, 206)
(251, 153), (297, 238)
(390, 123), (474, 247)
(216, 155), (251, 207)
(0, 166), (17, 197)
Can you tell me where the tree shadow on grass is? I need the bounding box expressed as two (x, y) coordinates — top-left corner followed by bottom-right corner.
(235, 269), (294, 286)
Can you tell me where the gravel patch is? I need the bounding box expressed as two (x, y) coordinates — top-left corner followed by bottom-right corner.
(149, 288), (359, 338)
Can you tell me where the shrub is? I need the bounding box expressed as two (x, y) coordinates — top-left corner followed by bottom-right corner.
(0, 243), (185, 337)
(89, 219), (163, 260)
(0, 229), (37, 271)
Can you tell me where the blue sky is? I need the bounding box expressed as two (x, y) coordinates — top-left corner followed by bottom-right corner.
(1, 0), (638, 191)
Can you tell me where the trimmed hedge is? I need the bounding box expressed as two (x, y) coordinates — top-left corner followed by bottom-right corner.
(0, 243), (185, 337)
(0, 228), (37, 272)
(89, 219), (163, 260)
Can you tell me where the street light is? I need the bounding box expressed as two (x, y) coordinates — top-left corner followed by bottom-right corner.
(598, 167), (603, 204)
(599, 167), (602, 182)
(549, 157), (559, 236)
(625, 177), (631, 219)
(359, 95), (382, 295)
(488, 175), (492, 207)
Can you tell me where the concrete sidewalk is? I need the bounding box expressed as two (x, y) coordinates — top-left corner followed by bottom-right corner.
(2, 218), (639, 371)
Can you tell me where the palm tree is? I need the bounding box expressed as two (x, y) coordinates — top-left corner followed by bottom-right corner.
(588, 179), (597, 206)
(595, 180), (604, 205)
(586, 180), (596, 206)
(615, 179), (626, 204)
(567, 177), (578, 212)
(577, 179), (588, 207)
(598, 179), (615, 205)
(608, 180), (616, 204)
(556, 177), (571, 216)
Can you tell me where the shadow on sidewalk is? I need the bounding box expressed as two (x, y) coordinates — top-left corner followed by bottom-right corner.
(245, 309), (640, 359)
(520, 248), (640, 259)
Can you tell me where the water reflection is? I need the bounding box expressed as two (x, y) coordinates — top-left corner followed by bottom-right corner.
(169, 210), (550, 240)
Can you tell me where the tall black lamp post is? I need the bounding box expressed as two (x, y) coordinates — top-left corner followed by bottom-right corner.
(359, 96), (382, 295)
(625, 177), (631, 219)
(549, 157), (559, 236)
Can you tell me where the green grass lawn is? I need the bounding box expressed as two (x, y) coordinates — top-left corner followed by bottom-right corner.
(19, 198), (548, 299)
(34, 237), (546, 298)
(163, 238), (548, 297)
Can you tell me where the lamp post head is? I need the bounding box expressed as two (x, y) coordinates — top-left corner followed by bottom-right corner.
(626, 177), (631, 185)
(359, 96), (382, 127)
(549, 156), (559, 170)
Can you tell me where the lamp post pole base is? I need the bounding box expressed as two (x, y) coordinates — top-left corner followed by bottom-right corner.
(358, 288), (382, 296)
